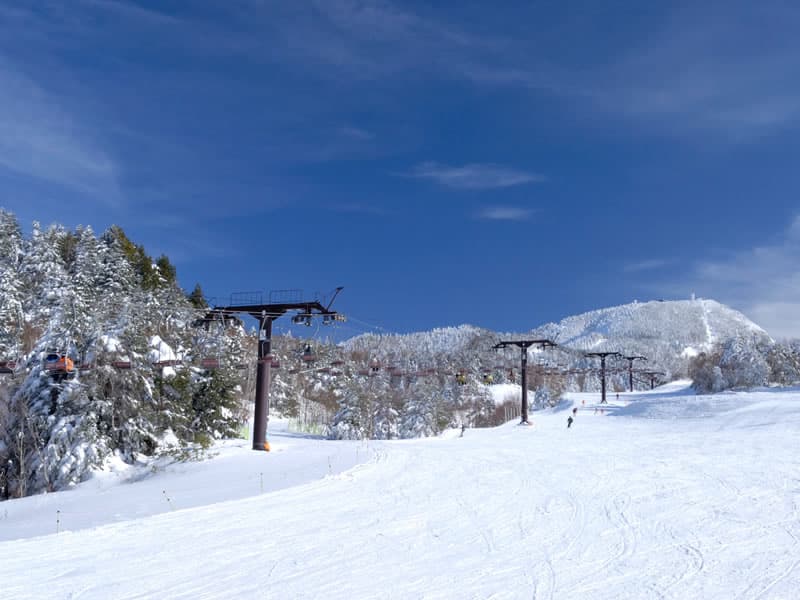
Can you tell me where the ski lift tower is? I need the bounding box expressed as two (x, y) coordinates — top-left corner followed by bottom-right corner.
(641, 370), (665, 390)
(622, 355), (647, 392)
(585, 351), (622, 404)
(201, 287), (345, 451)
(492, 339), (557, 424)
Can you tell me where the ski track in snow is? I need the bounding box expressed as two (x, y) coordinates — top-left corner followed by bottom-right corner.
(701, 299), (715, 346)
(2, 386), (800, 599)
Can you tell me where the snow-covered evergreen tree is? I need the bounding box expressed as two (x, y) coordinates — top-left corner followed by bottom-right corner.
(371, 376), (399, 439)
(398, 394), (437, 438)
(690, 334), (772, 392)
(766, 343), (800, 385)
(398, 375), (452, 438)
(0, 211), (249, 496)
(717, 335), (770, 389)
(328, 377), (370, 440)
(0, 260), (24, 357)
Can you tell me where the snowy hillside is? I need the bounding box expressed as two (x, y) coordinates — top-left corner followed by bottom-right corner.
(342, 324), (494, 360)
(2, 383), (799, 599)
(342, 299), (769, 381)
(532, 298), (770, 376)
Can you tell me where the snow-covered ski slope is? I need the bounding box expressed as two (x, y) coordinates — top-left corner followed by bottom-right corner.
(3, 382), (800, 599)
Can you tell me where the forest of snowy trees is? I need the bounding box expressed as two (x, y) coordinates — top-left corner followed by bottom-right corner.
(688, 335), (800, 393)
(3, 208), (800, 499)
(0, 210), (248, 498)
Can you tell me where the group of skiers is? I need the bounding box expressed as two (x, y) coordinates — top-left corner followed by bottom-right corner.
(568, 403), (609, 427)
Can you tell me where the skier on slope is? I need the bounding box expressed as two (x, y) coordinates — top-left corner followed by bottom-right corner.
(567, 415), (574, 428)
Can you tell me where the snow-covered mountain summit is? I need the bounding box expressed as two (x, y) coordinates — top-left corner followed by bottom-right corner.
(531, 298), (768, 373)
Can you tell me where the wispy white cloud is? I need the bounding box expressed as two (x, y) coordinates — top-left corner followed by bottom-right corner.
(185, 0), (497, 86)
(0, 56), (120, 204)
(408, 162), (544, 190)
(661, 216), (800, 338)
(475, 4), (800, 140)
(26, 1), (796, 145)
(271, 1), (800, 141)
(588, 6), (800, 139)
(476, 206), (535, 221)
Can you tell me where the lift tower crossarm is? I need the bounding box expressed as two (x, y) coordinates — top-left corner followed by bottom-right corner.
(212, 301), (335, 321)
(206, 291), (345, 451)
(584, 351), (622, 404)
(622, 355), (647, 392)
(493, 339), (557, 425)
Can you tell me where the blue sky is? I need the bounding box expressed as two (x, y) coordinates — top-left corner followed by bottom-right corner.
(2, 0), (800, 339)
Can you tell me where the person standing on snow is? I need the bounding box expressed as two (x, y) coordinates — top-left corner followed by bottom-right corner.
(567, 415), (574, 428)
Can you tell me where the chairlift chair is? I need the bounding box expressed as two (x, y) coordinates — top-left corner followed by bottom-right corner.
(200, 358), (220, 369)
(0, 360), (17, 375)
(154, 359), (181, 367)
(44, 352), (76, 375)
(302, 344), (316, 363)
(292, 313), (313, 326)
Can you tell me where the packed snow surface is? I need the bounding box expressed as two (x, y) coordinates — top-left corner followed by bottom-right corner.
(2, 382), (800, 599)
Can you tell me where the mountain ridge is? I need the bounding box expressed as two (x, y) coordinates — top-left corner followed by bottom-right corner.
(343, 298), (769, 380)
